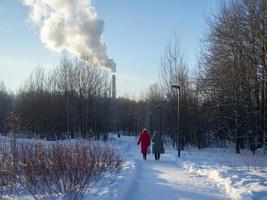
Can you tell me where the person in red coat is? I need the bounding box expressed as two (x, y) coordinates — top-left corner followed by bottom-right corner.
(137, 129), (151, 160)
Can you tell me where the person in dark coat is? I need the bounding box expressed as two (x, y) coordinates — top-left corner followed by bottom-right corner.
(137, 129), (151, 160)
(152, 131), (162, 160)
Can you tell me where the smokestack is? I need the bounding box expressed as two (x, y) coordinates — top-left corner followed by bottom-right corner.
(112, 74), (116, 99)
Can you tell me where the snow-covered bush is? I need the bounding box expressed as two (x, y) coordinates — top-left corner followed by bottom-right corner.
(0, 139), (16, 188)
(0, 137), (123, 199)
(0, 137), (21, 198)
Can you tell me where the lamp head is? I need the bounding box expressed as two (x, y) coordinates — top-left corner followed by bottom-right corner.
(171, 84), (180, 89)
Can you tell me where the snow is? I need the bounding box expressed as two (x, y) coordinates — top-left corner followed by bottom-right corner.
(108, 136), (228, 200)
(178, 148), (267, 200)
(1, 134), (267, 200)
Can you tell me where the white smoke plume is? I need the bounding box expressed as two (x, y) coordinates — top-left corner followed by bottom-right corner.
(23, 0), (116, 72)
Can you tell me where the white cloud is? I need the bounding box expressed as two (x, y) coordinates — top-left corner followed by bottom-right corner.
(22, 0), (116, 72)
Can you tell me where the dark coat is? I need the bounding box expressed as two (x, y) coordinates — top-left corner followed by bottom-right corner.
(137, 129), (151, 154)
(152, 132), (162, 154)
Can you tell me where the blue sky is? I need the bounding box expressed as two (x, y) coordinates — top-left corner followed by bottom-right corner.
(0, 0), (219, 98)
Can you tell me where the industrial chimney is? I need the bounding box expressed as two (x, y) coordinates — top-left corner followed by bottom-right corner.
(112, 74), (116, 99)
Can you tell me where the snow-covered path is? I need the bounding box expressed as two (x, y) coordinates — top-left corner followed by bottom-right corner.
(126, 160), (228, 200)
(115, 136), (230, 200)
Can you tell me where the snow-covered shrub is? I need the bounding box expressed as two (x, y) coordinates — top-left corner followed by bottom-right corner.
(22, 142), (122, 199)
(0, 136), (22, 197)
(0, 139), (17, 188)
(0, 138), (123, 199)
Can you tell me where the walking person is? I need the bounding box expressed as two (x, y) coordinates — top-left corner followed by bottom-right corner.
(137, 129), (151, 160)
(152, 131), (162, 160)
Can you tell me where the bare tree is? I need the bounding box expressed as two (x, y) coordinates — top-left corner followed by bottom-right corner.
(198, 0), (267, 153)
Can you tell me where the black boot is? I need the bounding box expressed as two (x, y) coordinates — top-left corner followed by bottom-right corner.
(143, 153), (147, 160)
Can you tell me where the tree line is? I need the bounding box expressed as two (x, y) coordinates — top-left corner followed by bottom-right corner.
(1, 56), (114, 139)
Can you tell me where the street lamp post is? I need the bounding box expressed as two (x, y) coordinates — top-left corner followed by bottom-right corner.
(171, 84), (181, 157)
(149, 112), (153, 135)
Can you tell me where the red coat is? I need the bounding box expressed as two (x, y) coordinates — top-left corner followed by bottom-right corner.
(137, 130), (151, 154)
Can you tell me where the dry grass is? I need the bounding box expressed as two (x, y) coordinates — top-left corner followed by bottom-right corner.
(0, 136), (123, 199)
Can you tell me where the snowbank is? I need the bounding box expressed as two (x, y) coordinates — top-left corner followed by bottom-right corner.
(174, 147), (267, 200)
